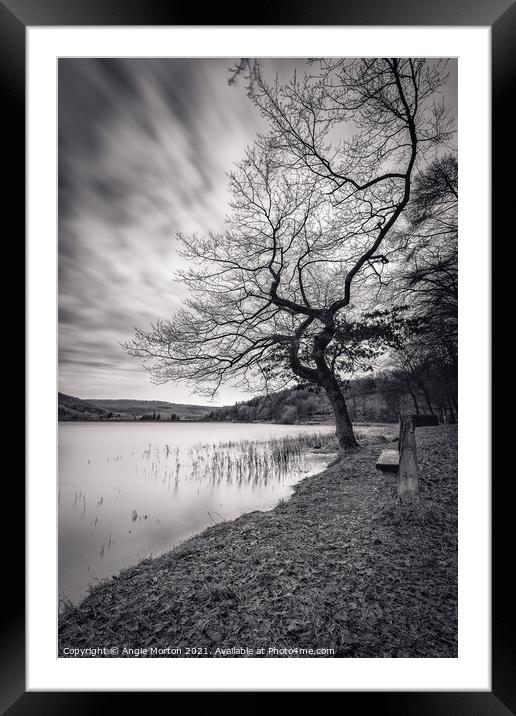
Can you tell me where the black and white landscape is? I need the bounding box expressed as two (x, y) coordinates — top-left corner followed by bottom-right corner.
(58, 58), (458, 658)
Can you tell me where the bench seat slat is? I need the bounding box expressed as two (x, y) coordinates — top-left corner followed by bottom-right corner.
(376, 449), (399, 473)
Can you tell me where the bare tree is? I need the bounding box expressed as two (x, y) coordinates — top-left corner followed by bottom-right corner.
(125, 58), (451, 450)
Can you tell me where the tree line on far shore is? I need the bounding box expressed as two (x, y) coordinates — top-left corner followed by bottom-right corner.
(138, 411), (181, 421)
(206, 372), (456, 426)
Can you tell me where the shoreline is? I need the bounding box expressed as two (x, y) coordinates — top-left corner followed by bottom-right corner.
(57, 418), (341, 425)
(58, 425), (457, 658)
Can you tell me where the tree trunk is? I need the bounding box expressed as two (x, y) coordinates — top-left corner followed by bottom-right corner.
(438, 404), (445, 423)
(289, 318), (357, 450)
(408, 389), (420, 414)
(321, 375), (358, 450)
(439, 364), (458, 412)
(420, 383), (435, 416)
(447, 396), (456, 423)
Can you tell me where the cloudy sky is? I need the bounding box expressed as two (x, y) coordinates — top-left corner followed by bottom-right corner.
(58, 58), (456, 406)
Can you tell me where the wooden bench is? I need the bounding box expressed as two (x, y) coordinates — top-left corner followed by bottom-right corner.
(376, 449), (399, 473)
(375, 414), (438, 504)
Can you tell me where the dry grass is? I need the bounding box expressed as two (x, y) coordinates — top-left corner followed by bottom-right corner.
(58, 425), (457, 658)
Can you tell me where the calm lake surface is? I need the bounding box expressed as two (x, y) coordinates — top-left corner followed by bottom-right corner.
(59, 421), (336, 602)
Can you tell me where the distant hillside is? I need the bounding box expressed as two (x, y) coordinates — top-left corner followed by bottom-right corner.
(59, 375), (438, 425)
(86, 398), (216, 420)
(58, 393), (124, 421)
(58, 393), (217, 422)
(207, 387), (331, 425)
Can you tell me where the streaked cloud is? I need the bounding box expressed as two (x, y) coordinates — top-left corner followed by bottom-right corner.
(59, 58), (271, 404)
(58, 58), (456, 404)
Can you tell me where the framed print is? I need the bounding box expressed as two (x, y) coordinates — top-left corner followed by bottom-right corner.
(6, 0), (511, 709)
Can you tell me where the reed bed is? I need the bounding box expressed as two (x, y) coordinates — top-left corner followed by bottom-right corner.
(139, 431), (338, 489)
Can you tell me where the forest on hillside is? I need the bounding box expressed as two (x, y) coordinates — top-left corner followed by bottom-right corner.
(207, 371), (456, 426)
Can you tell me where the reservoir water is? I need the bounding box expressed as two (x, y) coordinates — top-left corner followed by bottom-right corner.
(58, 421), (336, 602)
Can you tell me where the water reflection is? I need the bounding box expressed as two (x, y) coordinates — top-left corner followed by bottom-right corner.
(58, 422), (336, 603)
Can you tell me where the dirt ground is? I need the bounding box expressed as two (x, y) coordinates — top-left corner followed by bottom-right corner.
(58, 424), (457, 658)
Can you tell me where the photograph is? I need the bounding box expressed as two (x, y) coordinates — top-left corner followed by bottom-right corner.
(56, 56), (459, 660)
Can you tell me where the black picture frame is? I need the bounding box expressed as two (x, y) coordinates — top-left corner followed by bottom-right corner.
(7, 0), (509, 710)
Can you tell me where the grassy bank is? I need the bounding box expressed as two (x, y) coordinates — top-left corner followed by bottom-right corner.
(58, 425), (457, 658)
